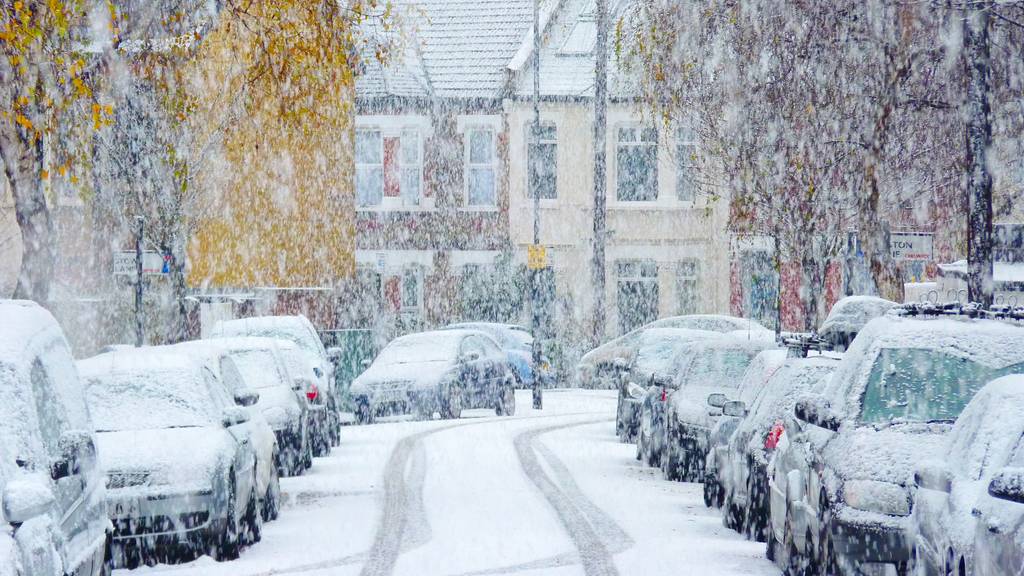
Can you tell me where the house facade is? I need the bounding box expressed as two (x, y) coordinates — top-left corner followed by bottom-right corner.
(352, 1), (536, 340)
(503, 0), (731, 348)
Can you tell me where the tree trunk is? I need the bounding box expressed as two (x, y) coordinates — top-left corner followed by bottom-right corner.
(6, 139), (54, 303)
(963, 4), (994, 307)
(591, 0), (608, 344)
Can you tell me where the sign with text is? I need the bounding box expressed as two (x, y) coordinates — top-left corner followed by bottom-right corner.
(890, 233), (933, 262)
(527, 245), (548, 270)
(113, 251), (170, 276)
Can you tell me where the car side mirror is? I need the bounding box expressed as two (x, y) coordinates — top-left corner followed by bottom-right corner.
(222, 407), (250, 427)
(914, 461), (953, 493)
(53, 430), (95, 480)
(234, 389), (260, 407)
(723, 400), (747, 418)
(794, 396), (841, 432)
(988, 468), (1024, 504)
(327, 347), (343, 361)
(2, 479), (56, 525)
(707, 393), (728, 409)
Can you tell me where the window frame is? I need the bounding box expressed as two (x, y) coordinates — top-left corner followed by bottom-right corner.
(355, 125), (428, 210)
(400, 266), (424, 311)
(355, 128), (384, 208)
(675, 259), (701, 315)
(614, 125), (659, 203)
(675, 125), (699, 203)
(464, 126), (498, 209)
(526, 122), (558, 201)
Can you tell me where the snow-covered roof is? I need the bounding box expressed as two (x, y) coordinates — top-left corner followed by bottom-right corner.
(358, 0), (538, 100)
(510, 0), (643, 99)
(818, 296), (898, 337)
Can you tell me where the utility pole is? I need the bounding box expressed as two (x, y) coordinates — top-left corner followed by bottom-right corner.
(530, 0), (543, 409)
(963, 3), (994, 307)
(591, 0), (608, 344)
(134, 217), (145, 347)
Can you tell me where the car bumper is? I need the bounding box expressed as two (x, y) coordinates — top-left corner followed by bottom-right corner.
(355, 389), (437, 414)
(107, 489), (221, 549)
(831, 507), (912, 571)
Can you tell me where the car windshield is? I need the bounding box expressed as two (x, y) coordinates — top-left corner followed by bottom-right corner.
(860, 348), (1024, 425)
(681, 348), (760, 389)
(635, 335), (686, 375)
(86, 369), (218, 432)
(232, 350), (286, 390)
(375, 334), (459, 365)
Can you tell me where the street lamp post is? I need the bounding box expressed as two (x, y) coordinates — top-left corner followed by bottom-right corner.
(530, 0), (543, 409)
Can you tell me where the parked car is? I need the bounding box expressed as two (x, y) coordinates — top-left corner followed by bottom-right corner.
(707, 355), (838, 540)
(769, 312), (1024, 576)
(576, 315), (771, 388)
(169, 341), (282, 521)
(910, 375), (1024, 576)
(817, 296), (898, 352)
(210, 316), (340, 446)
(201, 337), (312, 476)
(79, 350), (261, 568)
(661, 343), (785, 482)
(276, 341), (331, 457)
(351, 330), (516, 423)
(0, 300), (111, 576)
(444, 323), (554, 389)
(615, 328), (720, 443)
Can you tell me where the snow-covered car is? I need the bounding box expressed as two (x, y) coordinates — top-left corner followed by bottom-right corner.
(210, 316), (339, 447)
(0, 300), (111, 576)
(443, 323), (554, 388)
(576, 315), (770, 388)
(706, 355), (837, 540)
(200, 337), (312, 476)
(352, 330), (516, 423)
(770, 313), (1024, 576)
(169, 341), (282, 521)
(910, 375), (1024, 576)
(79, 350), (262, 568)
(661, 343), (785, 482)
(276, 341), (331, 457)
(614, 328), (719, 443)
(817, 295), (898, 352)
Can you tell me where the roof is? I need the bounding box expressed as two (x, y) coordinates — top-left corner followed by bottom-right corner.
(0, 300), (62, 363)
(358, 0), (538, 100)
(510, 0), (643, 99)
(78, 349), (199, 380)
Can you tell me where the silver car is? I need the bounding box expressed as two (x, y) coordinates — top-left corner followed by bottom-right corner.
(79, 350), (261, 568)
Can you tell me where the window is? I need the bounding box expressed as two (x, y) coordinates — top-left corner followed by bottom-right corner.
(676, 259), (700, 315)
(528, 123), (557, 200)
(356, 129), (383, 207)
(616, 126), (658, 201)
(356, 128), (422, 207)
(466, 128), (497, 206)
(401, 267), (422, 310)
(30, 360), (65, 457)
(617, 259), (659, 333)
(676, 126), (698, 202)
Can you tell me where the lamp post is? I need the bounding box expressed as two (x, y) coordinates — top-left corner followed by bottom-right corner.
(530, 0), (544, 409)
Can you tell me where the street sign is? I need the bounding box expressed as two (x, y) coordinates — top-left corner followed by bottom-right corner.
(890, 233), (933, 262)
(527, 245), (547, 270)
(113, 251), (171, 276)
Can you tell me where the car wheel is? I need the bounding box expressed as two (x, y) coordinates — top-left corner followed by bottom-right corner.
(663, 437), (679, 481)
(263, 459), (281, 522)
(817, 493), (840, 576)
(723, 492), (744, 532)
(303, 436), (313, 470)
(496, 377), (516, 416)
(243, 471), (262, 545)
(441, 384), (463, 419)
(782, 515), (808, 576)
(703, 472), (719, 508)
(216, 471), (241, 561)
(745, 473), (767, 542)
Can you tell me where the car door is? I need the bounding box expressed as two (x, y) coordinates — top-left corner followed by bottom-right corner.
(204, 366), (256, 502)
(458, 337), (487, 406)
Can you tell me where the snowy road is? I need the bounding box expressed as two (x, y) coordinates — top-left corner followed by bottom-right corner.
(122, 390), (779, 576)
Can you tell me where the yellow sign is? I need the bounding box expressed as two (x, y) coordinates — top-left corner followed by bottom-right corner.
(527, 245), (548, 270)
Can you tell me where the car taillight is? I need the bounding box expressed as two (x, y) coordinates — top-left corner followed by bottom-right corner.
(765, 421), (785, 450)
(306, 384), (319, 402)
(660, 388), (667, 402)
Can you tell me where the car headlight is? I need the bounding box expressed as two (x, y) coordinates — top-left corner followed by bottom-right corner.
(842, 480), (911, 516)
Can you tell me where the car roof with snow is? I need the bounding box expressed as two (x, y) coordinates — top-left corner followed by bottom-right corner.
(823, 313), (1024, 425)
(211, 316), (325, 357)
(818, 295), (898, 337)
(946, 375), (1024, 480)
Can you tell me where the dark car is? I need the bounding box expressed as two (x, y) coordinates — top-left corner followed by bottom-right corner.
(444, 323), (554, 389)
(351, 329), (516, 423)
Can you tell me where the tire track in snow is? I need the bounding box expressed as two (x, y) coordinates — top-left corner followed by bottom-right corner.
(513, 418), (627, 576)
